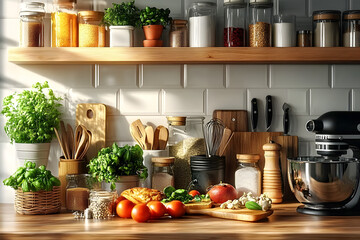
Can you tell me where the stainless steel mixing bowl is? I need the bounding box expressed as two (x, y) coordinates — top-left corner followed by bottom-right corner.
(288, 157), (360, 210)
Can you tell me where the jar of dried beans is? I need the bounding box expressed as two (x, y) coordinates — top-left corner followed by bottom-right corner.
(224, 0), (246, 47)
(343, 10), (360, 47)
(51, 0), (78, 47)
(313, 10), (341, 47)
(151, 157), (175, 191)
(19, 2), (45, 47)
(89, 190), (117, 219)
(79, 11), (106, 47)
(170, 19), (189, 47)
(249, 0), (273, 47)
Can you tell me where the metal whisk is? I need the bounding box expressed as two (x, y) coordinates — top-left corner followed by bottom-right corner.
(204, 118), (225, 157)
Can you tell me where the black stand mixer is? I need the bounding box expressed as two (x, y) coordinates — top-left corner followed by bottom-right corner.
(288, 111), (360, 216)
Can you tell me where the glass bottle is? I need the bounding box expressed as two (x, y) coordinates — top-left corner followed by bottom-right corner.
(224, 0), (246, 47)
(248, 0), (273, 47)
(19, 2), (45, 47)
(297, 30), (313, 47)
(151, 157), (175, 191)
(273, 15), (296, 47)
(343, 10), (360, 47)
(235, 154), (261, 197)
(167, 116), (205, 189)
(170, 19), (189, 47)
(78, 11), (106, 47)
(189, 2), (217, 47)
(66, 174), (93, 212)
(51, 0), (78, 47)
(89, 190), (117, 219)
(313, 10), (341, 47)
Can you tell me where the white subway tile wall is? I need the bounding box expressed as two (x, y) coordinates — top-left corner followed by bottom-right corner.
(1, 0), (360, 203)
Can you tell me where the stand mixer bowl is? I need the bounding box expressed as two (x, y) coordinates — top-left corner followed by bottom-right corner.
(288, 157), (360, 210)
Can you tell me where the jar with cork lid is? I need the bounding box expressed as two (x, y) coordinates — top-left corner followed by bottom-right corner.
(19, 2), (45, 47)
(235, 154), (261, 197)
(343, 10), (360, 47)
(313, 10), (341, 47)
(78, 11), (106, 47)
(151, 157), (175, 191)
(170, 19), (189, 47)
(248, 0), (273, 47)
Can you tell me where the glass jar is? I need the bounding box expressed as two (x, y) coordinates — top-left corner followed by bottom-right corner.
(248, 0), (273, 47)
(66, 174), (93, 212)
(313, 10), (341, 47)
(224, 0), (246, 47)
(235, 154), (261, 197)
(273, 15), (296, 47)
(51, 0), (78, 47)
(78, 11), (105, 47)
(89, 190), (117, 219)
(19, 2), (45, 47)
(343, 10), (360, 47)
(189, 2), (217, 47)
(297, 30), (312, 47)
(170, 19), (189, 47)
(151, 157), (175, 191)
(168, 116), (205, 189)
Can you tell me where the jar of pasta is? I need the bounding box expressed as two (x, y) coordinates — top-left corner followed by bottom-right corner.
(78, 11), (106, 47)
(51, 0), (78, 47)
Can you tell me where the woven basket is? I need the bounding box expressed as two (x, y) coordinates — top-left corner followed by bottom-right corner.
(15, 186), (61, 215)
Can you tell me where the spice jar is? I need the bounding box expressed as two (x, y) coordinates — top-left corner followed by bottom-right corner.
(89, 190), (116, 219)
(170, 19), (189, 47)
(343, 10), (360, 47)
(78, 11), (106, 47)
(66, 174), (92, 212)
(235, 154), (261, 197)
(151, 157), (175, 191)
(168, 116), (206, 189)
(313, 10), (341, 47)
(224, 0), (246, 47)
(273, 15), (296, 47)
(51, 0), (78, 47)
(297, 30), (312, 47)
(19, 2), (45, 47)
(249, 0), (273, 47)
(189, 2), (217, 47)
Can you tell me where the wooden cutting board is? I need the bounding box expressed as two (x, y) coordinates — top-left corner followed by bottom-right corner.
(76, 103), (106, 161)
(213, 110), (248, 132)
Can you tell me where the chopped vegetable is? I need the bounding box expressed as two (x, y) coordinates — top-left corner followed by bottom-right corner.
(161, 186), (193, 204)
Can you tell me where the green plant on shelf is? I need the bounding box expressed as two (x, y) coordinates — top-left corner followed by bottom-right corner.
(103, 1), (141, 27)
(140, 6), (171, 27)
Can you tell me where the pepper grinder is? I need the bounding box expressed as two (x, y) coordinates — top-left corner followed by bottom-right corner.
(262, 141), (282, 203)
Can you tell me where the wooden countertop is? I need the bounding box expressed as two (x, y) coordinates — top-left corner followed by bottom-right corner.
(1, 203), (360, 240)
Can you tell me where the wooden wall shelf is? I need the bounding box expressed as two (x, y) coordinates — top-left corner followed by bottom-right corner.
(8, 47), (360, 65)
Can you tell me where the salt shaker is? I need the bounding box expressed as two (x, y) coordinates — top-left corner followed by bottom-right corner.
(263, 141), (282, 203)
(235, 154), (261, 197)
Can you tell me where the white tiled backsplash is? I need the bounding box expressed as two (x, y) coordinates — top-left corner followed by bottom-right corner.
(1, 0), (360, 203)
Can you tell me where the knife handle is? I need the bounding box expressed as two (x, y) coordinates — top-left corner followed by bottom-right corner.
(283, 109), (289, 135)
(251, 98), (258, 131)
(265, 95), (272, 131)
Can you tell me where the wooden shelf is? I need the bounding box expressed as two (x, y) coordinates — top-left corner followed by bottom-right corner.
(8, 47), (360, 64)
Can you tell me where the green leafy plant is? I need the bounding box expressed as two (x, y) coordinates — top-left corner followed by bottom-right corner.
(88, 143), (148, 191)
(103, 1), (140, 27)
(3, 161), (61, 192)
(1, 81), (62, 144)
(140, 6), (171, 27)
(161, 186), (193, 204)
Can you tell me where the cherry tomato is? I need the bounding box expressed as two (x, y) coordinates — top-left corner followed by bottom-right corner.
(166, 200), (186, 218)
(147, 201), (167, 219)
(116, 199), (135, 218)
(131, 204), (151, 223)
(189, 190), (201, 197)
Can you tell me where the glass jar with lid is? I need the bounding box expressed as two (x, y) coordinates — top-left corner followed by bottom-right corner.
(78, 11), (106, 47)
(51, 0), (78, 47)
(343, 10), (360, 47)
(297, 30), (313, 47)
(66, 174), (93, 212)
(19, 2), (45, 47)
(167, 116), (205, 189)
(89, 190), (117, 219)
(248, 0), (273, 47)
(170, 19), (189, 47)
(151, 157), (175, 191)
(224, 0), (246, 47)
(313, 10), (341, 47)
(235, 154), (261, 197)
(189, 2), (217, 47)
(273, 15), (296, 47)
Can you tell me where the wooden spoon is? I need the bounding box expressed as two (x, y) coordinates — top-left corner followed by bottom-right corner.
(79, 130), (92, 161)
(74, 125), (83, 155)
(54, 128), (67, 159)
(130, 127), (145, 149)
(75, 126), (89, 160)
(158, 126), (169, 150)
(130, 119), (146, 149)
(218, 128), (233, 157)
(66, 124), (74, 159)
(145, 126), (154, 150)
(153, 126), (160, 150)
(60, 121), (70, 159)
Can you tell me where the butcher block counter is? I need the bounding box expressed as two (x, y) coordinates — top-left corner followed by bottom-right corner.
(1, 203), (360, 240)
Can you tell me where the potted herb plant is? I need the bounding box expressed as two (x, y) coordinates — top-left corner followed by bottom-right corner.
(1, 81), (62, 167)
(103, 1), (140, 47)
(140, 6), (172, 47)
(88, 143), (148, 194)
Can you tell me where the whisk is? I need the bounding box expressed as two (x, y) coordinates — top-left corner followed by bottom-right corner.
(204, 118), (225, 157)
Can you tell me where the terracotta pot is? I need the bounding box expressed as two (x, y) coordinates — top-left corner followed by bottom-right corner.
(143, 40), (163, 47)
(143, 25), (164, 40)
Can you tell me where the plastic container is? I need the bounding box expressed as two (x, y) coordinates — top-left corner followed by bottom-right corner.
(151, 157), (175, 191)
(297, 30), (312, 47)
(235, 154), (261, 197)
(78, 11), (105, 47)
(273, 15), (296, 47)
(343, 10), (360, 47)
(66, 174), (93, 212)
(224, 0), (246, 47)
(19, 2), (45, 47)
(248, 0), (273, 47)
(170, 19), (189, 47)
(313, 10), (341, 47)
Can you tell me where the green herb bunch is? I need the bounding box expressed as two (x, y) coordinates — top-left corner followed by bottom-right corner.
(103, 1), (141, 27)
(3, 161), (61, 192)
(1, 81), (62, 144)
(88, 143), (148, 190)
(140, 6), (172, 27)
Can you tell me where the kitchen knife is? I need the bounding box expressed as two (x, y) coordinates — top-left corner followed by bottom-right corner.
(265, 95), (272, 132)
(282, 103), (290, 135)
(251, 98), (258, 132)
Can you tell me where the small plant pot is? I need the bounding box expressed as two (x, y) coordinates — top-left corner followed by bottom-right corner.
(143, 25), (164, 40)
(15, 143), (51, 167)
(109, 26), (135, 47)
(102, 175), (139, 195)
(143, 40), (163, 47)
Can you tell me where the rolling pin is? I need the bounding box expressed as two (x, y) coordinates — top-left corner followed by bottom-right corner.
(262, 141), (282, 203)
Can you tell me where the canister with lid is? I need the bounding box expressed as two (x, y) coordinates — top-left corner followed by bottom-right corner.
(313, 10), (341, 47)
(223, 0), (246, 47)
(170, 19), (189, 47)
(235, 154), (261, 197)
(19, 2), (45, 47)
(343, 10), (360, 47)
(297, 30), (312, 47)
(78, 11), (106, 47)
(273, 15), (296, 47)
(151, 157), (175, 191)
(66, 174), (92, 212)
(248, 0), (273, 47)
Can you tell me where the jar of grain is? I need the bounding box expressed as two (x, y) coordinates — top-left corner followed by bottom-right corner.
(79, 11), (106, 47)
(273, 15), (296, 47)
(343, 10), (360, 47)
(89, 190), (117, 219)
(313, 10), (341, 47)
(224, 0), (246, 47)
(66, 174), (93, 212)
(249, 0), (273, 47)
(19, 2), (45, 47)
(151, 157), (175, 191)
(235, 154), (261, 197)
(168, 116), (205, 189)
(170, 19), (188, 47)
(51, 0), (78, 47)
(297, 30), (312, 47)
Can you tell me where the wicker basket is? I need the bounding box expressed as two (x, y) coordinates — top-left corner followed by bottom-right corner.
(14, 186), (61, 215)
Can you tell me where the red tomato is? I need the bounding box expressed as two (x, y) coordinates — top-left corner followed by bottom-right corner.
(131, 204), (151, 223)
(115, 196), (126, 206)
(116, 199), (135, 218)
(189, 190), (201, 197)
(165, 200), (186, 218)
(146, 201), (167, 219)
